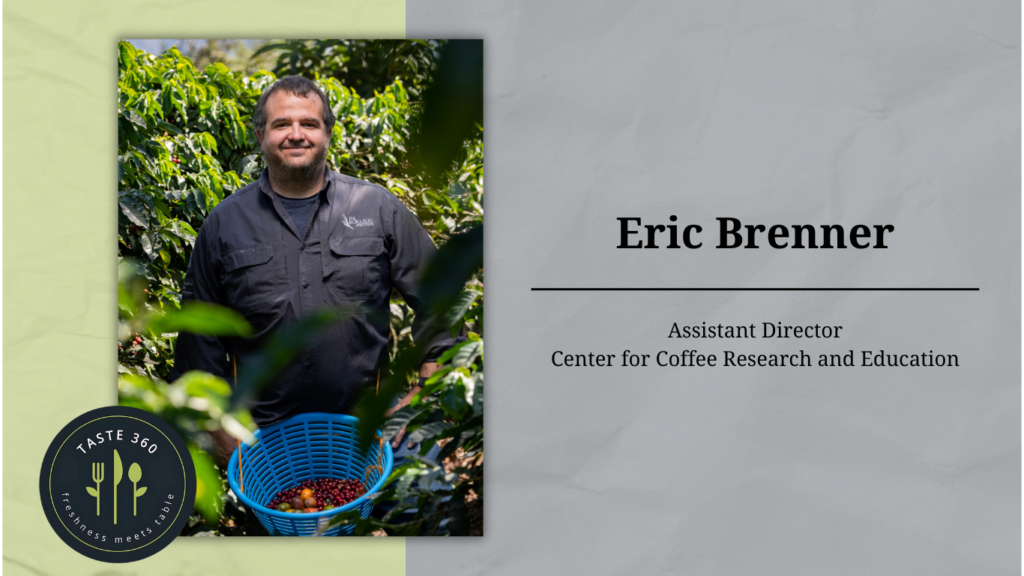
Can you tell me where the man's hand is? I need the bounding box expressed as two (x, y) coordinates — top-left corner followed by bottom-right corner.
(388, 362), (438, 449)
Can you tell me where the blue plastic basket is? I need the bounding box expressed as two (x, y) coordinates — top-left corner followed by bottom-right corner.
(226, 412), (393, 536)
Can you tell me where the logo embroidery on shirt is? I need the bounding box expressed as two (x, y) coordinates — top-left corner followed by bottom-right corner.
(341, 213), (375, 229)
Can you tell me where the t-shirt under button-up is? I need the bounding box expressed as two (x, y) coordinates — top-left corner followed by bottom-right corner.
(275, 191), (319, 239)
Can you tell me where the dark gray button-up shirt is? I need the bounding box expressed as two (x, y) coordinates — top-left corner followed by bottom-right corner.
(170, 167), (454, 426)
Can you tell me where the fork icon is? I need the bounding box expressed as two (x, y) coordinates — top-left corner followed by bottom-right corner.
(87, 462), (104, 516)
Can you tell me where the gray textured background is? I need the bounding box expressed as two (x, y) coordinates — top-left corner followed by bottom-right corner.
(408, 1), (1020, 574)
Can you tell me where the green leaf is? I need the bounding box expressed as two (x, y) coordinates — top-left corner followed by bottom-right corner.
(406, 421), (452, 445)
(135, 486), (148, 497)
(177, 221), (197, 237)
(157, 121), (183, 135)
(445, 291), (478, 332)
(119, 198), (150, 229)
(200, 132), (218, 154)
(251, 42), (292, 58)
(127, 109), (147, 129)
(437, 339), (479, 366)
(118, 283), (136, 316)
(139, 233), (153, 256)
(86, 486), (98, 497)
(148, 301), (253, 337)
(394, 468), (418, 501)
(190, 445), (223, 525)
(175, 371), (231, 408)
(239, 154), (261, 179)
(118, 41), (137, 70)
(451, 340), (482, 368)
(382, 405), (423, 442)
(440, 384), (469, 420)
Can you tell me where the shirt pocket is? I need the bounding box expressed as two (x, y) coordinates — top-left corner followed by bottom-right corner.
(322, 235), (385, 303)
(222, 243), (288, 312)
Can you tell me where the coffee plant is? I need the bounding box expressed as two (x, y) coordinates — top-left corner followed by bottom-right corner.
(254, 39), (444, 100)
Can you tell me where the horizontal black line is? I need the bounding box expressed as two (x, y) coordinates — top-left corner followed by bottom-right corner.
(531, 287), (980, 292)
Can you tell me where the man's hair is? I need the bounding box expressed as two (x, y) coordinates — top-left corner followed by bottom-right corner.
(251, 75), (336, 138)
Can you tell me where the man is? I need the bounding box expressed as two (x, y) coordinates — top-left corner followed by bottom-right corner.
(170, 75), (454, 450)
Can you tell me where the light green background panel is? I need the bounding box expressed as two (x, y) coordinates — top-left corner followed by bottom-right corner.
(4, 0), (406, 574)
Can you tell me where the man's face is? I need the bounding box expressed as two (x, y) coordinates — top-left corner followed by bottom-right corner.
(257, 90), (330, 181)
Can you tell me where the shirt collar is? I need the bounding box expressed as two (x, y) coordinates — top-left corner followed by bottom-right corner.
(258, 165), (333, 204)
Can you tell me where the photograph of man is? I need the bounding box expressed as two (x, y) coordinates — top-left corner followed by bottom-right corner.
(118, 39), (483, 536)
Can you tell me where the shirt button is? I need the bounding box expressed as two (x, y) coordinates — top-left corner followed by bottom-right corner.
(300, 244), (305, 250)
(303, 282), (310, 289)
(305, 361), (312, 369)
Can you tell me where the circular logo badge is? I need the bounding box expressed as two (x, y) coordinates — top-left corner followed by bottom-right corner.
(39, 406), (196, 563)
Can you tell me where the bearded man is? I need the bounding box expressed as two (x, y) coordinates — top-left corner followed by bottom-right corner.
(170, 75), (453, 451)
